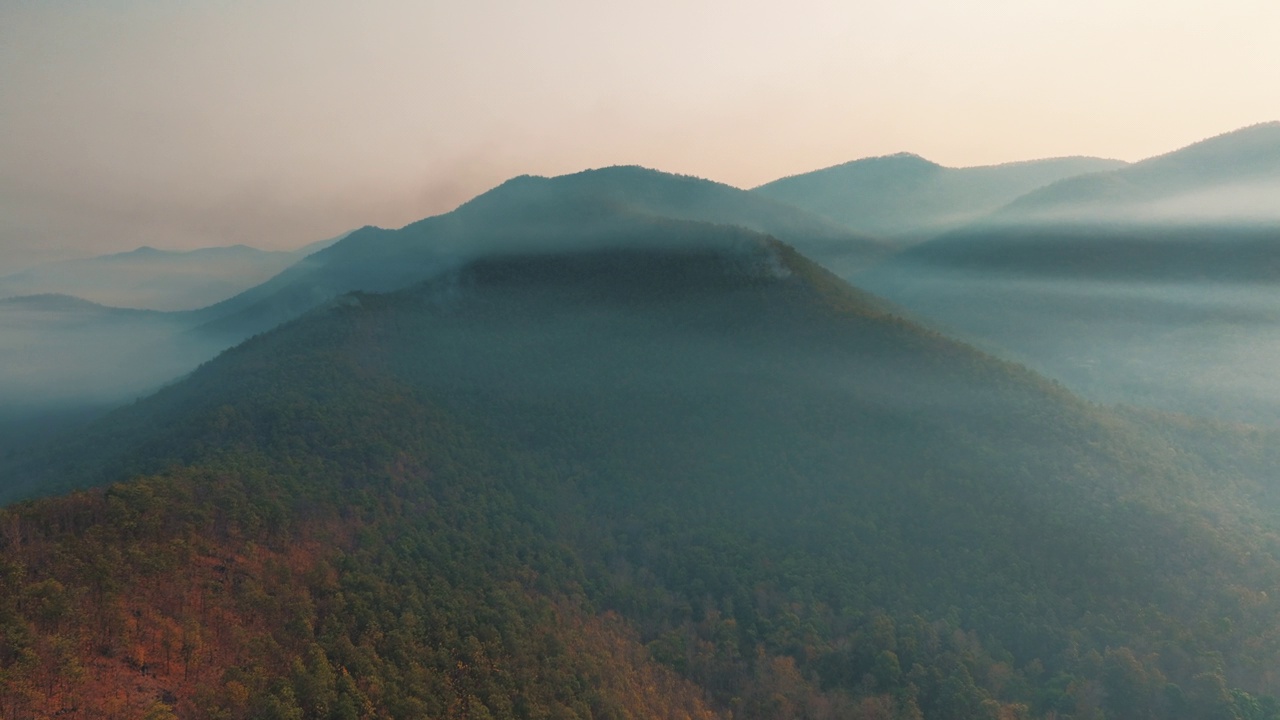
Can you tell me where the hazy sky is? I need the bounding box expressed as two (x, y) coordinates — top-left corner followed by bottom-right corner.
(2, 0), (1278, 270)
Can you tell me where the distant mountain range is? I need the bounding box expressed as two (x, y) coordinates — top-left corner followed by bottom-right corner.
(753, 153), (1125, 242)
(859, 122), (1280, 422)
(0, 234), (345, 311)
(994, 121), (1280, 225)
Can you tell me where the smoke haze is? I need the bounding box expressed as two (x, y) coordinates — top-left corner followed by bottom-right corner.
(3, 1), (1278, 270)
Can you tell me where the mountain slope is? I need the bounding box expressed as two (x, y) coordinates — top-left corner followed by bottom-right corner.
(192, 166), (888, 341)
(5, 216), (1280, 718)
(753, 154), (1125, 242)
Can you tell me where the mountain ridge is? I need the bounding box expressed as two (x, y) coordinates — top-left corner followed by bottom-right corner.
(189, 166), (890, 341)
(753, 153), (1126, 241)
(0, 233), (348, 312)
(994, 121), (1280, 223)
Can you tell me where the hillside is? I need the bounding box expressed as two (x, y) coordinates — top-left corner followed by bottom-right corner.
(753, 154), (1124, 242)
(5, 214), (1280, 718)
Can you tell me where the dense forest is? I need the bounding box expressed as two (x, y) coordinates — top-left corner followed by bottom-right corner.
(5, 229), (1280, 719)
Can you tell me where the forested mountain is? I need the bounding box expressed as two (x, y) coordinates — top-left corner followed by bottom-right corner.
(193, 167), (887, 341)
(2, 166), (867, 453)
(752, 154), (1124, 243)
(4, 206), (1280, 719)
(0, 236), (344, 312)
(858, 123), (1280, 423)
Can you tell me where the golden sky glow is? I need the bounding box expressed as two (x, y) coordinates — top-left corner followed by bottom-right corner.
(2, 0), (1278, 268)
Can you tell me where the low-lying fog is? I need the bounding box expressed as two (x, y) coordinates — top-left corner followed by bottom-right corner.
(1001, 190), (1280, 228)
(0, 298), (226, 454)
(861, 265), (1280, 425)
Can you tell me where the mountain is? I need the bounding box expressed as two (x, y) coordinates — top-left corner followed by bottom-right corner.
(0, 169), (879, 460)
(0, 237), (344, 312)
(0, 168), (877, 434)
(752, 154), (1125, 242)
(4, 206), (1280, 718)
(995, 121), (1280, 224)
(192, 166), (889, 340)
(858, 122), (1280, 423)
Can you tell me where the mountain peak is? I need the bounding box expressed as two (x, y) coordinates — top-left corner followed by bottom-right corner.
(195, 166), (887, 339)
(824, 152), (943, 175)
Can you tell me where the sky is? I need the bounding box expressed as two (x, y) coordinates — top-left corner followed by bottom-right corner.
(2, 0), (1278, 271)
